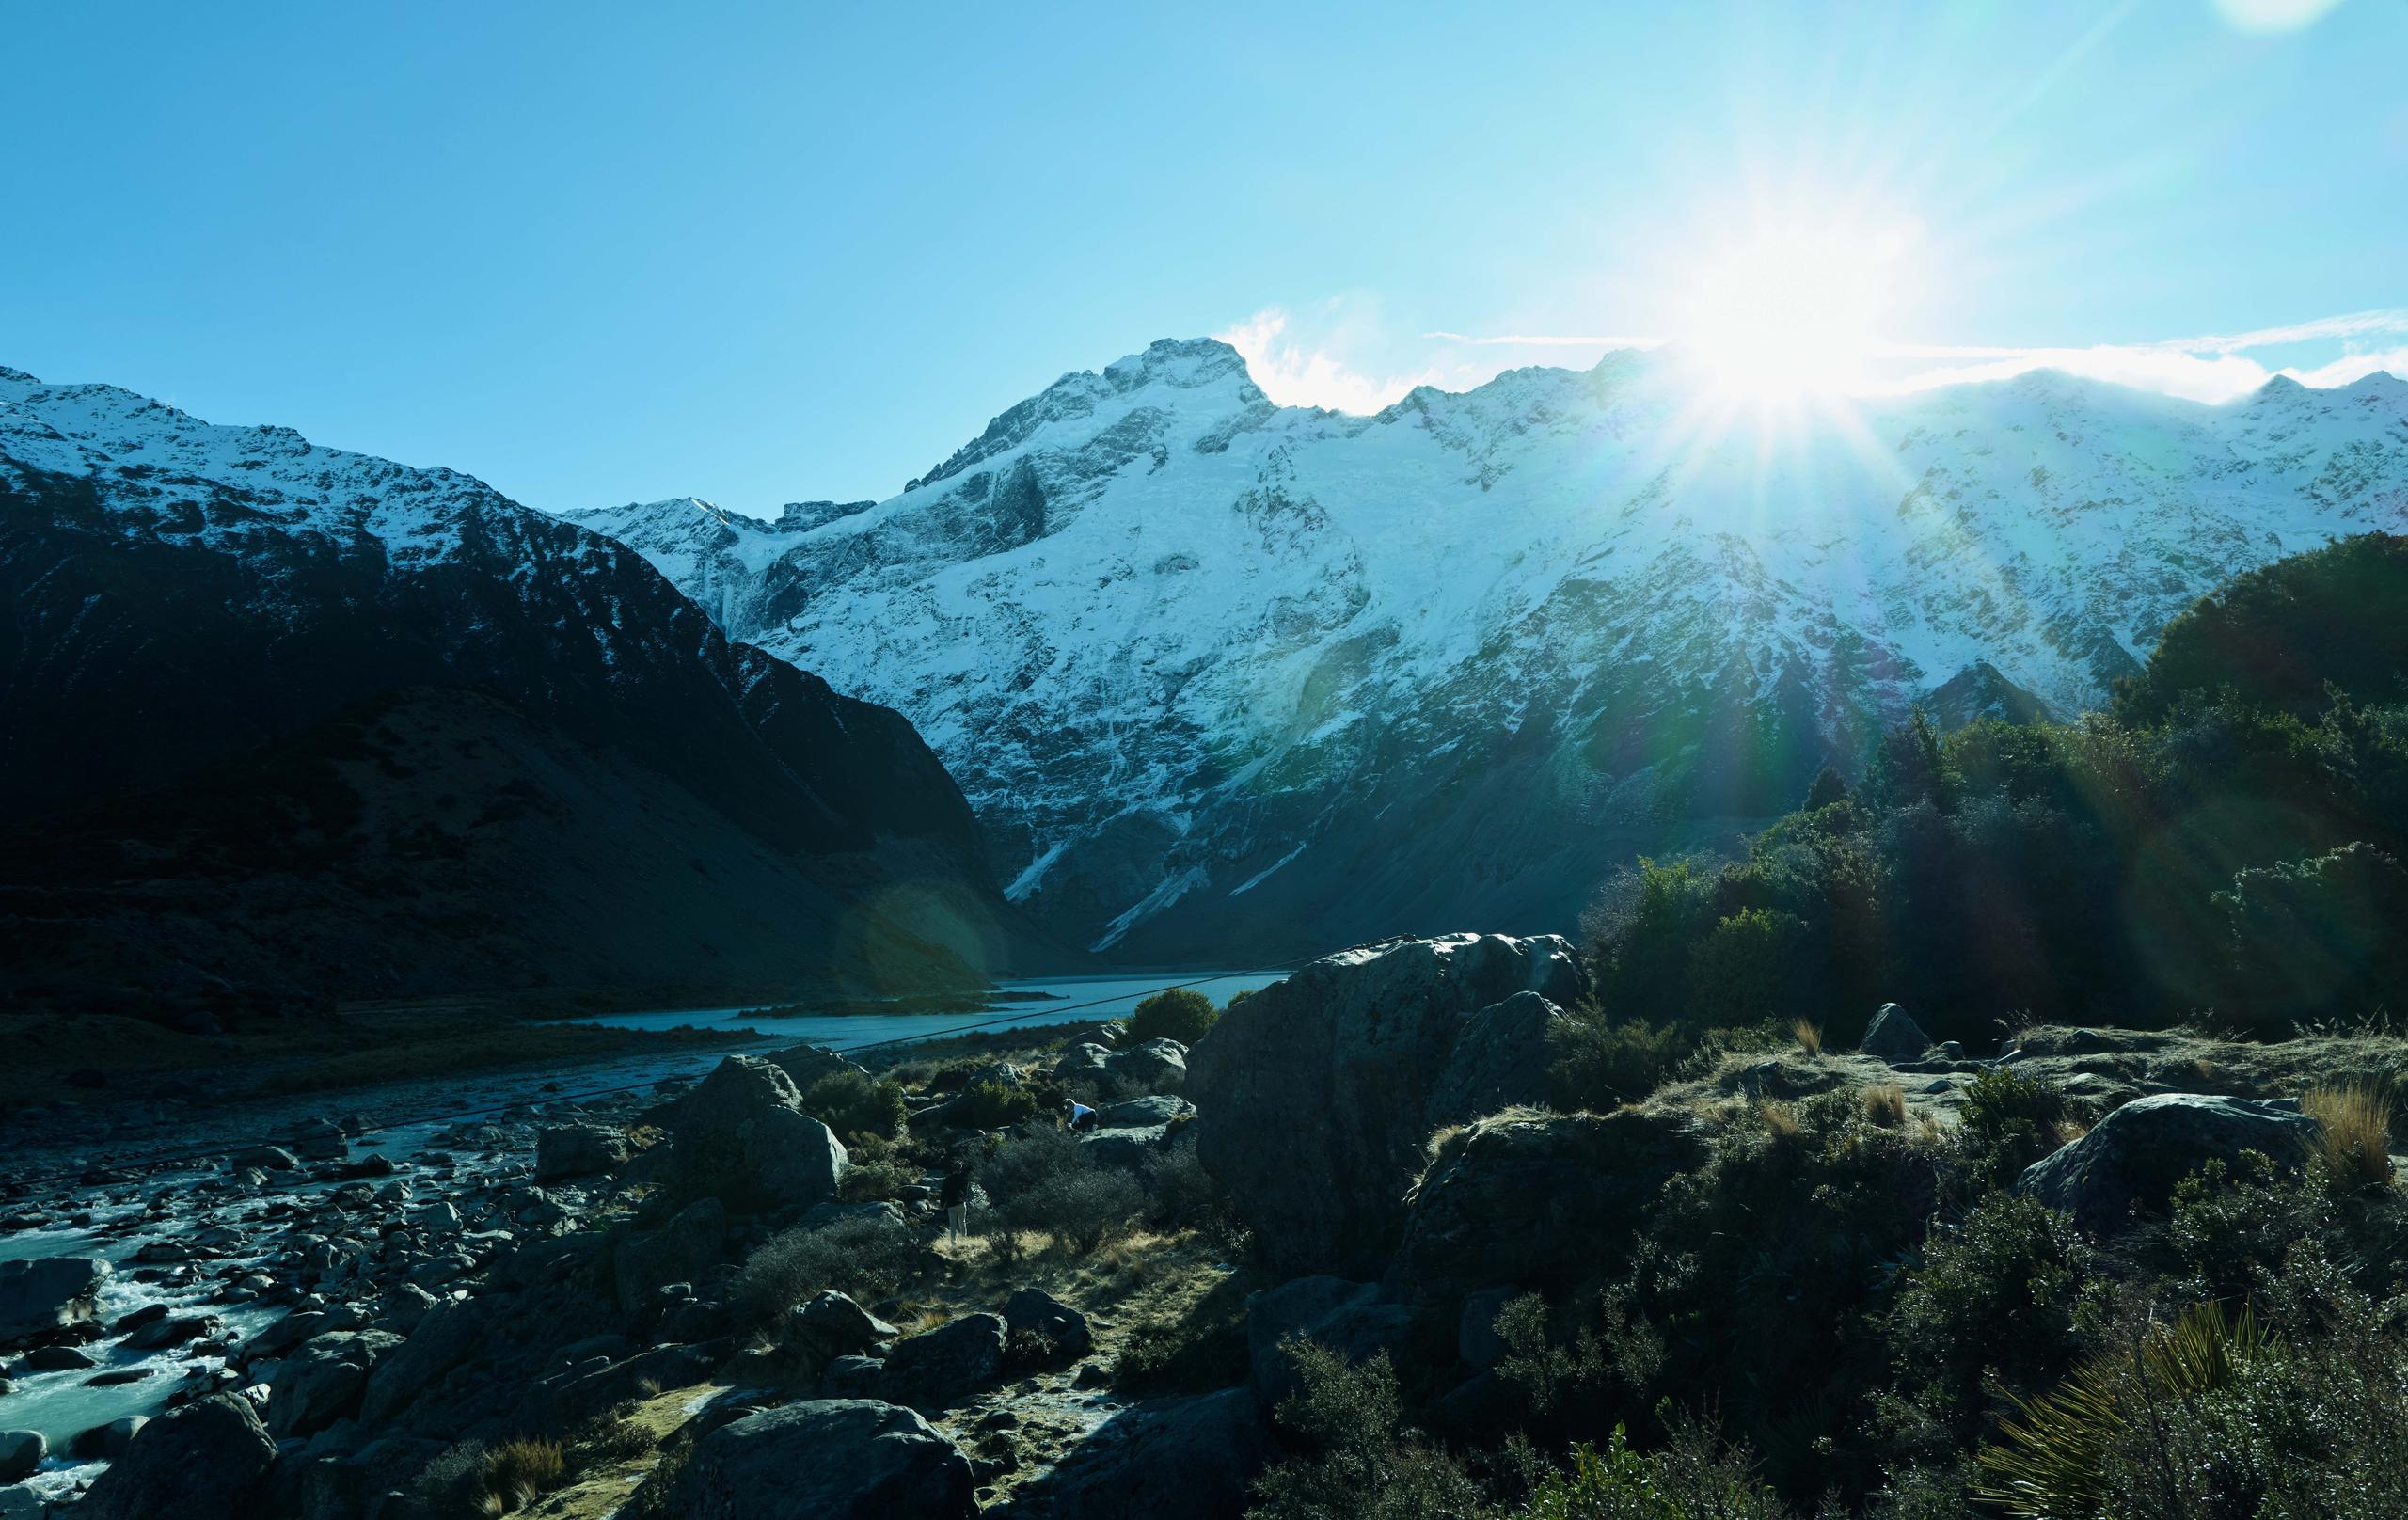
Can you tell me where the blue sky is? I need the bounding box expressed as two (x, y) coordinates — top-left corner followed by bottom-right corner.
(6, 0), (2403, 515)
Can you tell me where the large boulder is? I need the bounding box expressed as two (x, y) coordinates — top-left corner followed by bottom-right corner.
(1860, 1003), (1931, 1064)
(616, 1197), (728, 1314)
(880, 1312), (1007, 1412)
(661, 1399), (975, 1519)
(790, 1291), (898, 1363)
(1386, 1107), (1707, 1302)
(1054, 1038), (1188, 1097)
(267, 1328), (402, 1436)
(667, 1056), (848, 1211)
(769, 1043), (869, 1093)
(77, 1393), (277, 1520)
(1244, 1276), (1422, 1410)
(996, 1387), (1273, 1520)
(2018, 1093), (2321, 1232)
(1189, 933), (1588, 1275)
(0, 1432), (40, 1484)
(535, 1121), (628, 1182)
(0, 1256), (108, 1343)
(1005, 1287), (1091, 1356)
(358, 1295), (494, 1425)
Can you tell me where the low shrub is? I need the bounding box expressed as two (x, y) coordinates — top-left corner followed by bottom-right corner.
(1006, 1164), (1147, 1254)
(1956, 1067), (2079, 1193)
(1523, 1421), (1791, 1520)
(1130, 987), (1221, 1046)
(1246, 1342), (1485, 1520)
(735, 1212), (923, 1319)
(1888, 1192), (2096, 1433)
(1547, 1014), (1691, 1109)
(957, 1078), (1039, 1130)
(800, 1069), (908, 1142)
(979, 1128), (1083, 1204)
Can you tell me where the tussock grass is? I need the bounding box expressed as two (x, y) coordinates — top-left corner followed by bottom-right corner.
(2305, 1081), (2396, 1192)
(1792, 1018), (1824, 1057)
(478, 1437), (565, 1513)
(1758, 1099), (1803, 1142)
(1861, 1082), (1908, 1128)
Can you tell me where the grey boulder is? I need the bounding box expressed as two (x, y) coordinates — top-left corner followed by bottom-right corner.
(997, 1386), (1272, 1520)
(880, 1313), (1007, 1412)
(668, 1056), (848, 1211)
(2018, 1093), (2321, 1232)
(535, 1121), (629, 1182)
(661, 1399), (975, 1519)
(77, 1393), (277, 1520)
(0, 1432), (40, 1484)
(267, 1328), (401, 1436)
(1860, 1003), (1932, 1063)
(0, 1256), (109, 1343)
(1189, 933), (1589, 1275)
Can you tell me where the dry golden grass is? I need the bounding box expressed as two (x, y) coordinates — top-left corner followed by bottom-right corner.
(479, 1438), (565, 1514)
(1861, 1083), (1908, 1128)
(1793, 1018), (1825, 1057)
(1759, 1099), (1803, 1142)
(2305, 1082), (2397, 1192)
(2050, 1116), (2091, 1148)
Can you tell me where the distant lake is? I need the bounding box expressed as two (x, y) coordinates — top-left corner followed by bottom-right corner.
(551, 968), (1295, 1052)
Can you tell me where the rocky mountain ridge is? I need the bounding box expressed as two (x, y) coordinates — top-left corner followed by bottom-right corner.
(568, 342), (2408, 959)
(0, 366), (1032, 1009)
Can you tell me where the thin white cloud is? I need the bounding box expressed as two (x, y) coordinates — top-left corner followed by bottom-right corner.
(1423, 330), (1666, 348)
(2151, 308), (2408, 355)
(1217, 308), (1449, 414)
(2211, 0), (2348, 35)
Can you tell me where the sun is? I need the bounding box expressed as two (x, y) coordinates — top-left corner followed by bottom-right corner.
(1676, 223), (1911, 400)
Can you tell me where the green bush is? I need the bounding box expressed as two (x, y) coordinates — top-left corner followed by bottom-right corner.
(1955, 1068), (2077, 1194)
(957, 1078), (1039, 1129)
(1130, 987), (1221, 1046)
(1523, 1422), (1791, 1519)
(1246, 1343), (1484, 1520)
(734, 1212), (923, 1319)
(800, 1069), (908, 1142)
(1546, 1012), (1693, 1110)
(1685, 908), (1806, 1023)
(1005, 1164), (1147, 1254)
(1889, 1192), (2096, 1431)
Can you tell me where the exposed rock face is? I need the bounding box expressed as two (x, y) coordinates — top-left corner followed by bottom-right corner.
(1005, 1288), (1092, 1356)
(268, 1328), (402, 1436)
(359, 1296), (494, 1425)
(1386, 1107), (1708, 1303)
(76, 1393), (277, 1520)
(566, 346), (2408, 961)
(1244, 1276), (1421, 1410)
(615, 1198), (728, 1314)
(880, 1312), (1008, 1412)
(666, 1057), (848, 1211)
(0, 1256), (107, 1343)
(2018, 1093), (2321, 1232)
(1054, 1037), (1187, 1097)
(769, 1044), (868, 1093)
(0, 366), (1020, 1012)
(1860, 1004), (1933, 1063)
(661, 1399), (976, 1519)
(1190, 933), (1590, 1275)
(535, 1121), (629, 1182)
(996, 1386), (1273, 1520)
(0, 1432), (40, 1484)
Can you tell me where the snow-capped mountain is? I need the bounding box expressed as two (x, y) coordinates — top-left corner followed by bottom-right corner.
(576, 340), (2408, 962)
(0, 365), (1030, 1006)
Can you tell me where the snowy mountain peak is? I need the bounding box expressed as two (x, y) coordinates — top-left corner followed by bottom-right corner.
(563, 343), (2408, 958)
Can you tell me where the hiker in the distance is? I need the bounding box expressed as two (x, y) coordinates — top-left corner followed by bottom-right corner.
(941, 1152), (973, 1245)
(1063, 1098), (1098, 1133)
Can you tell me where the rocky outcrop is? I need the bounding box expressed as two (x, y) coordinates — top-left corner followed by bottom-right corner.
(0, 1256), (107, 1343)
(1860, 1004), (1932, 1063)
(1190, 933), (1590, 1275)
(268, 1328), (403, 1436)
(535, 1121), (628, 1182)
(615, 1198), (728, 1314)
(2017, 1093), (2321, 1232)
(76, 1393), (277, 1520)
(1054, 1038), (1188, 1097)
(1386, 1106), (1707, 1302)
(997, 1386), (1273, 1520)
(881, 1312), (1007, 1412)
(660, 1399), (976, 1519)
(665, 1057), (848, 1211)
(1244, 1276), (1422, 1410)
(0, 1433), (40, 1484)
(1006, 1288), (1092, 1356)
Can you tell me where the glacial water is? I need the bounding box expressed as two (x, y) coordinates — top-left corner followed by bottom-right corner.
(553, 967), (1294, 1047)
